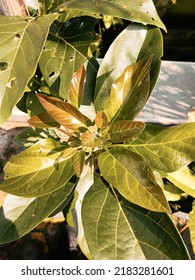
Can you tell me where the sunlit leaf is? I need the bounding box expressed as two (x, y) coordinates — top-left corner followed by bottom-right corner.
(95, 111), (109, 129)
(109, 120), (146, 143)
(69, 65), (85, 108)
(81, 131), (101, 148)
(39, 16), (98, 100)
(28, 112), (60, 128)
(103, 56), (151, 122)
(126, 123), (195, 173)
(98, 147), (170, 212)
(165, 166), (195, 198)
(72, 150), (86, 176)
(94, 24), (163, 112)
(82, 174), (190, 259)
(13, 127), (59, 147)
(0, 138), (75, 197)
(0, 182), (75, 243)
(0, 14), (57, 125)
(37, 94), (92, 131)
(58, 0), (166, 30)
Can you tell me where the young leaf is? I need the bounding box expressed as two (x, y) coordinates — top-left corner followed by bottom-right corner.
(69, 65), (85, 108)
(0, 14), (58, 125)
(103, 56), (151, 122)
(37, 94), (92, 131)
(0, 182), (75, 244)
(82, 174), (190, 259)
(94, 24), (163, 112)
(95, 111), (109, 129)
(58, 0), (166, 30)
(0, 138), (75, 197)
(98, 147), (170, 212)
(126, 123), (195, 173)
(81, 131), (102, 148)
(109, 120), (146, 143)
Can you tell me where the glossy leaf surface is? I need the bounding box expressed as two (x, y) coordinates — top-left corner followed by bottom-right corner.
(69, 65), (85, 108)
(126, 123), (195, 173)
(82, 175), (190, 259)
(0, 182), (74, 243)
(98, 148), (170, 212)
(0, 15), (57, 125)
(109, 120), (146, 143)
(165, 166), (195, 198)
(37, 94), (92, 131)
(103, 56), (151, 122)
(0, 139), (74, 197)
(94, 24), (163, 112)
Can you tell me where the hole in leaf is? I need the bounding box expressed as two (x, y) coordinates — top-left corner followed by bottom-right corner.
(88, 32), (93, 37)
(49, 71), (55, 78)
(69, 56), (74, 62)
(14, 33), (21, 39)
(0, 62), (8, 71)
(151, 17), (154, 21)
(7, 77), (17, 88)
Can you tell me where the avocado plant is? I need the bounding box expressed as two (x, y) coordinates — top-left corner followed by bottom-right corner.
(0, 0), (195, 260)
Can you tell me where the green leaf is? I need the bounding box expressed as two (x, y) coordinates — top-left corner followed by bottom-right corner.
(109, 120), (146, 143)
(189, 201), (195, 256)
(72, 150), (85, 176)
(103, 56), (151, 122)
(13, 127), (59, 148)
(94, 24), (163, 112)
(69, 65), (85, 108)
(37, 94), (92, 131)
(126, 123), (195, 173)
(39, 16), (98, 100)
(58, 0), (166, 30)
(82, 174), (190, 259)
(28, 112), (60, 128)
(74, 161), (94, 259)
(0, 14), (58, 125)
(98, 147), (170, 212)
(0, 182), (74, 243)
(0, 138), (74, 197)
(165, 166), (195, 198)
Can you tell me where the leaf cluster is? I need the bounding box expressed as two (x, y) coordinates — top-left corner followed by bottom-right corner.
(0, 0), (194, 260)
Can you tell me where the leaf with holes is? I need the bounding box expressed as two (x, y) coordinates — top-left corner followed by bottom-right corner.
(0, 182), (75, 244)
(39, 16), (98, 100)
(0, 138), (75, 197)
(0, 14), (57, 125)
(98, 147), (170, 212)
(81, 174), (190, 260)
(37, 94), (92, 131)
(58, 0), (166, 30)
